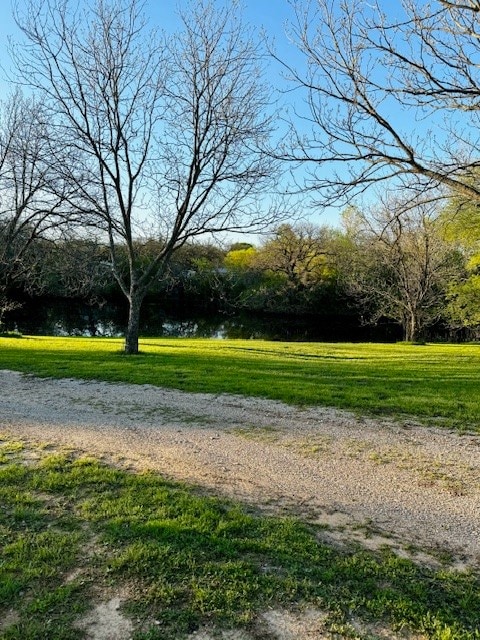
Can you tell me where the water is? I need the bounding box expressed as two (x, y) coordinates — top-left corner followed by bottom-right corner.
(4, 298), (402, 342)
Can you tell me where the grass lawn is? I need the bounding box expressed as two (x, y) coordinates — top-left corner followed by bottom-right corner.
(1, 335), (480, 431)
(1, 439), (479, 640)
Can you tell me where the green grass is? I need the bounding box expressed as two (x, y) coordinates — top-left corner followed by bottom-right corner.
(1, 439), (479, 640)
(1, 335), (480, 431)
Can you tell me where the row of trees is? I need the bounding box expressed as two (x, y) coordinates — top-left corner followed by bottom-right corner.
(6, 200), (480, 342)
(4, 0), (480, 347)
(224, 205), (480, 342)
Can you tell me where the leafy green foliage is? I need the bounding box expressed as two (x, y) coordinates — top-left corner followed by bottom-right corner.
(448, 274), (480, 328)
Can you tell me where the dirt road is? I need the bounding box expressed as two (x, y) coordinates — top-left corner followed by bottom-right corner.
(1, 369), (479, 568)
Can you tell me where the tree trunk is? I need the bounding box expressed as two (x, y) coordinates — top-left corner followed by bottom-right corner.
(124, 287), (145, 355)
(404, 313), (421, 342)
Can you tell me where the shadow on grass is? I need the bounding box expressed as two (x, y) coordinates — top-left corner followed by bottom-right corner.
(1, 451), (476, 639)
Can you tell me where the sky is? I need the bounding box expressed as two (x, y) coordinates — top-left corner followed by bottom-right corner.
(0, 1), (301, 92)
(0, 1), (474, 245)
(0, 1), (340, 230)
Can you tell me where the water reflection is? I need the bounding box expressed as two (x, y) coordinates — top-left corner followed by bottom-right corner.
(8, 300), (125, 338)
(5, 299), (402, 342)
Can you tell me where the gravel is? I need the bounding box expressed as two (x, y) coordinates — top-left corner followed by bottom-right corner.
(1, 369), (479, 567)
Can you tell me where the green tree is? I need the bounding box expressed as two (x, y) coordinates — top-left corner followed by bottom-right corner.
(257, 224), (334, 289)
(439, 196), (480, 331)
(237, 223), (339, 313)
(224, 246), (258, 272)
(447, 273), (480, 331)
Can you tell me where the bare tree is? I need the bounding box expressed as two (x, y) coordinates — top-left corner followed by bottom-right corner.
(13, 0), (280, 353)
(283, 0), (480, 205)
(0, 89), (68, 327)
(341, 199), (461, 341)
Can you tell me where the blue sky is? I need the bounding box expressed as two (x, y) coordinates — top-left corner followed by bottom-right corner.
(0, 1), (339, 230)
(0, 1), (470, 238)
(0, 1), (299, 84)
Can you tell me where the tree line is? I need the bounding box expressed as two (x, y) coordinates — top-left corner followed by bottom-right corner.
(5, 202), (480, 342)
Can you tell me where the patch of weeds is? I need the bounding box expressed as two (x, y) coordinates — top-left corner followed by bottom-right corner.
(344, 438), (373, 459)
(284, 435), (334, 457)
(229, 424), (281, 444)
(420, 472), (466, 496)
(408, 457), (478, 497)
(346, 442), (478, 498)
(368, 450), (391, 465)
(0, 441), (24, 454)
(0, 441), (24, 464)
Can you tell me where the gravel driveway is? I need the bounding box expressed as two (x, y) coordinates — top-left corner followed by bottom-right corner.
(1, 369), (479, 568)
